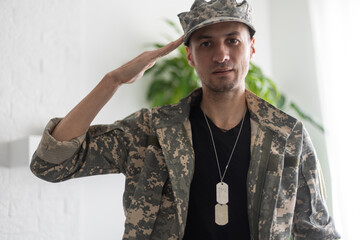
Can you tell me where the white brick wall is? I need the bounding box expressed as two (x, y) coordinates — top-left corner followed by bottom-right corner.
(1, 0), (83, 239)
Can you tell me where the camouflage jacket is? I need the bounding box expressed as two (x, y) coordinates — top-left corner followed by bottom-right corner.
(31, 88), (340, 240)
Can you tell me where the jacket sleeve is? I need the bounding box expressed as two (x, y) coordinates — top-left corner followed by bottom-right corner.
(30, 108), (151, 183)
(292, 124), (340, 239)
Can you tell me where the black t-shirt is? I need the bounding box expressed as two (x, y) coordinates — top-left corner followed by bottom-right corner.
(183, 104), (251, 240)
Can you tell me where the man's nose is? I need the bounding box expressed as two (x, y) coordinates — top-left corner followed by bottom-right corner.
(212, 44), (230, 63)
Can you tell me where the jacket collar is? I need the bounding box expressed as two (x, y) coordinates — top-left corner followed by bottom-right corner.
(245, 89), (297, 139)
(150, 88), (201, 129)
(152, 88), (297, 138)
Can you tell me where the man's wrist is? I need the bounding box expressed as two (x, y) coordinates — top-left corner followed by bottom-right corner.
(104, 72), (123, 87)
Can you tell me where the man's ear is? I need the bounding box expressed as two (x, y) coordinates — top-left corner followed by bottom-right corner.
(250, 38), (256, 59)
(186, 46), (195, 67)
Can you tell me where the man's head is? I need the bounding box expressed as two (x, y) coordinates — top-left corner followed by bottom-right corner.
(178, 0), (256, 93)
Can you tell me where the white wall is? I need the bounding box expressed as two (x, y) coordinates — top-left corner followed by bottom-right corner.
(1, 0), (83, 239)
(0, 0), (330, 239)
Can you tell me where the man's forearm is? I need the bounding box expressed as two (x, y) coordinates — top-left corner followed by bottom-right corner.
(51, 74), (120, 141)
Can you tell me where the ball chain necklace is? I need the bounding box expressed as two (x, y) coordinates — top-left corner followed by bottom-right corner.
(202, 110), (246, 226)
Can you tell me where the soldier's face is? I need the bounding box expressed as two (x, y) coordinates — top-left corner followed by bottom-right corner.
(186, 21), (255, 93)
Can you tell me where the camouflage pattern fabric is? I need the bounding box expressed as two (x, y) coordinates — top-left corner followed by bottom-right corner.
(31, 88), (340, 239)
(178, 0), (256, 45)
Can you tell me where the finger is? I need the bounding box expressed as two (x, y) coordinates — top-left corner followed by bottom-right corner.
(144, 60), (156, 71)
(156, 35), (184, 58)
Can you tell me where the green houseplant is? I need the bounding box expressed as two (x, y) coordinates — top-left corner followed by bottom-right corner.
(144, 20), (324, 133)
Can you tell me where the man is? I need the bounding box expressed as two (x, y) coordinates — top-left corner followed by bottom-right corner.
(31, 0), (340, 239)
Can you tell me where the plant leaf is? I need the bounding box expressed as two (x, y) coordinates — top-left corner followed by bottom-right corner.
(289, 102), (325, 133)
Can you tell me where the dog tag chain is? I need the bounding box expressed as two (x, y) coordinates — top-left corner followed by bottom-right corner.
(203, 110), (245, 226)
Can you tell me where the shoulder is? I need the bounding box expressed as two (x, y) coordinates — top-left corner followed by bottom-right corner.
(245, 89), (299, 139)
(105, 108), (153, 136)
(150, 88), (202, 127)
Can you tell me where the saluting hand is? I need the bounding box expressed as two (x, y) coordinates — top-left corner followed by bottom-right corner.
(107, 35), (184, 85)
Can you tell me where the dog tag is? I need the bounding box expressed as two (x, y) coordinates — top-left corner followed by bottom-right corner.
(215, 204), (228, 225)
(216, 182), (228, 204)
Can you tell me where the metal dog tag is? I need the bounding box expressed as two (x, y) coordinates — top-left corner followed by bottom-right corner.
(215, 203), (228, 225)
(216, 182), (228, 204)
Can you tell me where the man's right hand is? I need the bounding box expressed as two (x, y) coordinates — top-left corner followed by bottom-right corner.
(107, 35), (184, 85)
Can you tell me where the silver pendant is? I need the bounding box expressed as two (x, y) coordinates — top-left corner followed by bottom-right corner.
(216, 182), (228, 204)
(215, 203), (228, 225)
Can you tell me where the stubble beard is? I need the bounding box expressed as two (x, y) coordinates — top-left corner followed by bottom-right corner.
(200, 66), (243, 93)
(203, 76), (239, 93)
(196, 61), (250, 93)
(197, 63), (233, 92)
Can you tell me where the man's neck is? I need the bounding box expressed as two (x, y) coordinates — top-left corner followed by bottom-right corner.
(200, 87), (247, 131)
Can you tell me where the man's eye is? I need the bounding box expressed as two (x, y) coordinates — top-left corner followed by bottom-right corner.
(201, 42), (211, 47)
(229, 39), (239, 44)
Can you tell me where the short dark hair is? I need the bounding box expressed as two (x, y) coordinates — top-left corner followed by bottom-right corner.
(248, 26), (255, 39)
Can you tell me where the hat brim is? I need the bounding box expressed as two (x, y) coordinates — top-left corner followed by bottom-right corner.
(184, 17), (255, 45)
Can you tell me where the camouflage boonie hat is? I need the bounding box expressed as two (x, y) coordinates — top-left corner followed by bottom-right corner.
(178, 0), (256, 45)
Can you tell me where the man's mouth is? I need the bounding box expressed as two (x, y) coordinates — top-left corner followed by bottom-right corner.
(212, 68), (233, 75)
